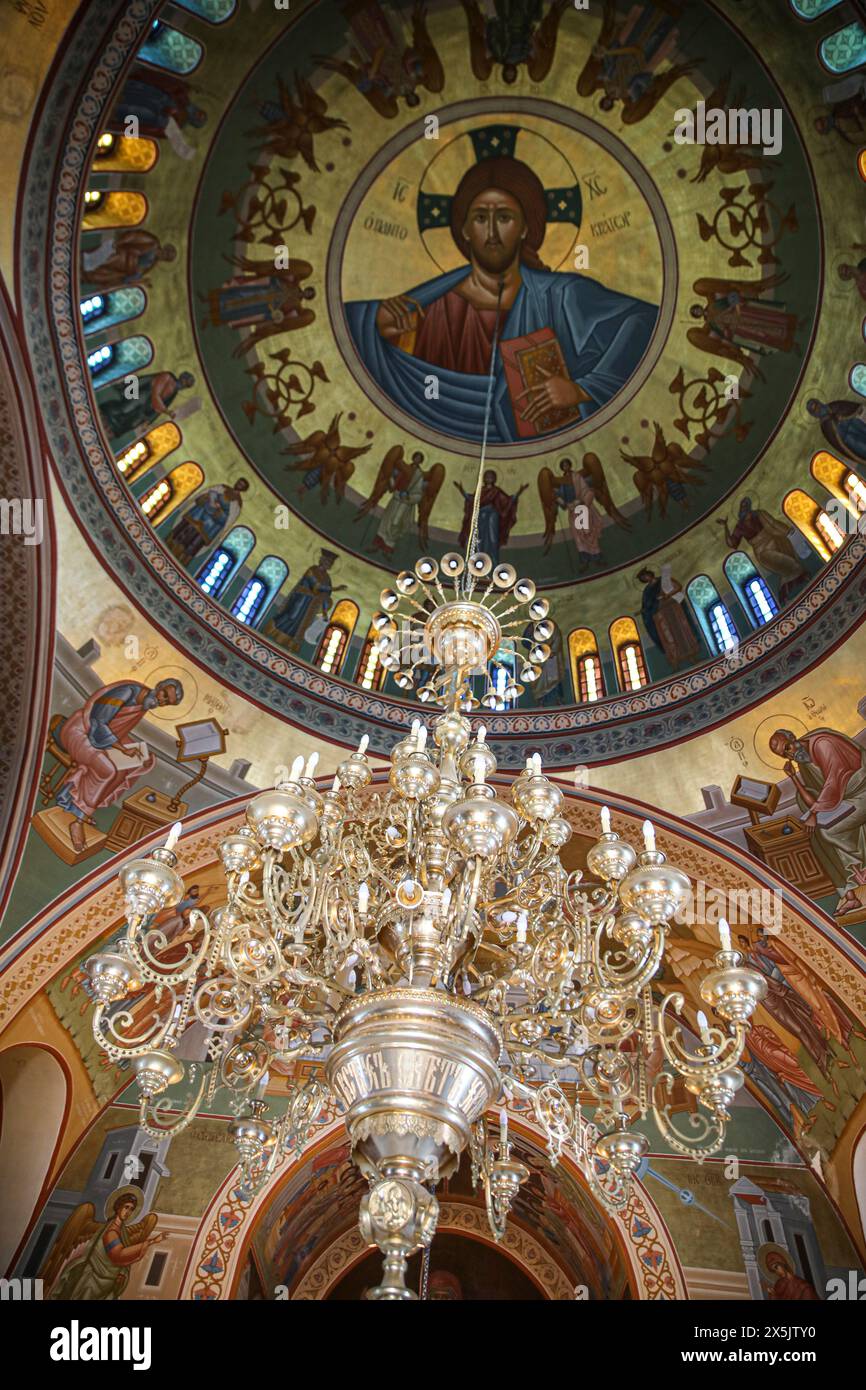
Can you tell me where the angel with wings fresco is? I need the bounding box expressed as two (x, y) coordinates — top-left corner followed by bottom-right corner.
(43, 1187), (163, 1300)
(283, 412), (372, 505)
(537, 455), (630, 562)
(576, 0), (696, 125)
(355, 444), (444, 554)
(246, 73), (349, 173)
(620, 422), (708, 519)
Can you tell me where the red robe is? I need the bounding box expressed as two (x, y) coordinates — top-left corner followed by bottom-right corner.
(413, 290), (501, 374)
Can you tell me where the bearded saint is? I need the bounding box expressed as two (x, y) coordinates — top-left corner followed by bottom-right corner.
(345, 156), (657, 443)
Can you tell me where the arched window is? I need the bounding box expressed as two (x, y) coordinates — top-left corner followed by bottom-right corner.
(93, 132), (158, 173)
(196, 526), (255, 598)
(82, 191), (147, 231)
(723, 551), (779, 627)
(609, 618), (648, 692)
(140, 461), (204, 526)
(820, 21), (866, 74)
(810, 449), (866, 521)
(115, 422), (181, 480)
(87, 343), (114, 377)
(81, 294), (106, 324)
(687, 575), (740, 654)
(357, 623), (387, 691)
(139, 19), (204, 74)
(314, 600), (360, 675)
(81, 288), (146, 336)
(90, 334), (152, 387)
(783, 488), (845, 560)
(140, 477), (172, 520)
(568, 628), (605, 703)
(231, 555), (289, 628)
(788, 0), (842, 18)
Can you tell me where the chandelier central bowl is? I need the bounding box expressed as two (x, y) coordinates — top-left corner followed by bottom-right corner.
(326, 987), (502, 1185)
(425, 600), (502, 672)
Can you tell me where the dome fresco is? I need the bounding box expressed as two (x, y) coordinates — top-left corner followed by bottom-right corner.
(21, 0), (863, 762)
(3, 0), (866, 1320)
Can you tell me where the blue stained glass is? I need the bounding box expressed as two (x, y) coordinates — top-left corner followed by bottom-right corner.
(820, 22), (866, 74)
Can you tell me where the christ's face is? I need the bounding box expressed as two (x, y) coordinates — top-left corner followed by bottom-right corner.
(463, 189), (526, 274)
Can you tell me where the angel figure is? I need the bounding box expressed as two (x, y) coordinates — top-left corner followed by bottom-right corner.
(403, 2), (446, 96)
(313, 48), (400, 120)
(461, 0), (567, 86)
(283, 412), (372, 505)
(690, 74), (774, 183)
(576, 0), (696, 125)
(687, 272), (797, 380)
(44, 1187), (163, 1300)
(355, 444), (444, 554)
(246, 73), (349, 172)
(620, 423), (708, 520)
(537, 456), (629, 565)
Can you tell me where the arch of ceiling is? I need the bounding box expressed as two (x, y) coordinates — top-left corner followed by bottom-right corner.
(0, 287), (56, 915)
(3, 782), (866, 1274)
(211, 1116), (685, 1302)
(289, 1208), (572, 1301)
(17, 0), (866, 765)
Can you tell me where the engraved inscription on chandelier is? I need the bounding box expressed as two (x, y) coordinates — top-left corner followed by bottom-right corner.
(332, 1048), (489, 1120)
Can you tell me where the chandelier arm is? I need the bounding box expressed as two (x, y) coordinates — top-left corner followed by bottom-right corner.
(651, 1073), (727, 1159)
(657, 992), (747, 1080)
(92, 999), (176, 1059)
(119, 916), (211, 989)
(138, 1071), (207, 1140)
(596, 927), (665, 995)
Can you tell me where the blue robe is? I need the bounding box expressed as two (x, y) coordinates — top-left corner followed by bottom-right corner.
(345, 265), (657, 444)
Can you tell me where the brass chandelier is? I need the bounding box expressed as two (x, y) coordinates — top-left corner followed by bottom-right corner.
(84, 548), (767, 1299)
(85, 317), (766, 1299)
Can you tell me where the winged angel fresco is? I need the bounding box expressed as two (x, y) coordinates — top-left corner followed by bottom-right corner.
(42, 1187), (163, 1300)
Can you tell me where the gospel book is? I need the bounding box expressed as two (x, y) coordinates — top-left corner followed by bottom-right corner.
(500, 327), (584, 439)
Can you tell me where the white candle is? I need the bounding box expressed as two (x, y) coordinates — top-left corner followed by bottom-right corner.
(304, 751), (319, 779)
(719, 918), (732, 953)
(642, 819), (656, 853)
(499, 1107), (508, 1145)
(358, 881), (370, 916)
(289, 755), (304, 783)
(473, 754), (486, 785)
(516, 912), (528, 944)
(417, 725), (428, 750)
(477, 724), (487, 744)
(696, 1010), (711, 1045)
(357, 734), (369, 755)
(411, 718), (421, 738)
(256, 1070), (270, 1099)
(164, 821), (182, 853)
(601, 806), (611, 835)
(332, 774), (342, 792)
(532, 753), (542, 775)
(525, 755), (533, 770)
